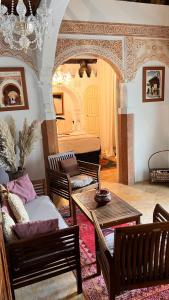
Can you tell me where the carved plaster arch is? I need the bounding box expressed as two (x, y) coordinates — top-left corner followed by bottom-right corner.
(55, 42), (124, 82)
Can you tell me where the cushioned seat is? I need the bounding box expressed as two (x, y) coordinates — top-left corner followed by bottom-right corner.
(102, 228), (114, 256)
(25, 196), (68, 229)
(70, 174), (94, 189)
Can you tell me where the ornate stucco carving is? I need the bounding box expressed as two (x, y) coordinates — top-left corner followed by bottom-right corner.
(55, 39), (124, 81)
(0, 34), (38, 74)
(124, 37), (135, 82)
(60, 20), (169, 39)
(133, 38), (169, 76)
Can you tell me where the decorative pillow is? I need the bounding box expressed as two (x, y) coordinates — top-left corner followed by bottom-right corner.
(0, 168), (9, 185)
(13, 219), (59, 239)
(7, 174), (37, 204)
(2, 212), (18, 243)
(7, 193), (30, 223)
(60, 157), (80, 177)
(70, 174), (93, 188)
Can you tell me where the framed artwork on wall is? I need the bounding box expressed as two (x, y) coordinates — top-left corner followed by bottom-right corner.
(142, 66), (165, 103)
(0, 67), (29, 111)
(53, 92), (64, 115)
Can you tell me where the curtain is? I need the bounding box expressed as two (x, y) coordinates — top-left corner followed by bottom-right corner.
(98, 60), (117, 157)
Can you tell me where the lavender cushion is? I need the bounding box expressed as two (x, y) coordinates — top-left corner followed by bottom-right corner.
(7, 174), (36, 204)
(60, 157), (80, 177)
(13, 219), (59, 239)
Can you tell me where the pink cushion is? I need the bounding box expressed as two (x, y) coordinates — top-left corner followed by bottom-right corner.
(13, 219), (59, 239)
(7, 174), (37, 204)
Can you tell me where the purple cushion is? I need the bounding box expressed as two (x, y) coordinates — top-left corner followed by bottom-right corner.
(13, 219), (59, 239)
(7, 174), (37, 204)
(60, 157), (80, 177)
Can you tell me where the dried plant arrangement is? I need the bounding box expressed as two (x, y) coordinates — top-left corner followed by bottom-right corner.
(0, 119), (17, 172)
(0, 117), (39, 173)
(18, 119), (39, 169)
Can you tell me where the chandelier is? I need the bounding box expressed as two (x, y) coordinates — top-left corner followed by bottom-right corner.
(52, 68), (72, 86)
(0, 0), (48, 52)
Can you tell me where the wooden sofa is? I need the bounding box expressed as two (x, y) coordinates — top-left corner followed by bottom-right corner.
(91, 204), (169, 300)
(1, 179), (82, 299)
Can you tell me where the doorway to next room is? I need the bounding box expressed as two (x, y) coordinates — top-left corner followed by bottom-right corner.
(52, 56), (119, 182)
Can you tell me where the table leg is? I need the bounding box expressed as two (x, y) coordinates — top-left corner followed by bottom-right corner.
(136, 216), (141, 224)
(72, 199), (77, 225)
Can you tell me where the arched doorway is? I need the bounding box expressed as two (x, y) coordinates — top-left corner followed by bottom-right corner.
(52, 56), (120, 182)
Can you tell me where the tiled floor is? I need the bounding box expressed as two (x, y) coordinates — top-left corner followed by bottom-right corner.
(15, 168), (169, 300)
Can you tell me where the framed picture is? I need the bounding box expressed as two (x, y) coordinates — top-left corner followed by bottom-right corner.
(143, 66), (165, 103)
(53, 93), (64, 115)
(0, 67), (29, 111)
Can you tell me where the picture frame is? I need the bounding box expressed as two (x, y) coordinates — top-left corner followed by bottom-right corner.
(143, 66), (165, 103)
(0, 67), (29, 111)
(53, 92), (64, 115)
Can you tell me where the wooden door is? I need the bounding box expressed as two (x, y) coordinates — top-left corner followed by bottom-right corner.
(84, 85), (100, 135)
(0, 225), (13, 300)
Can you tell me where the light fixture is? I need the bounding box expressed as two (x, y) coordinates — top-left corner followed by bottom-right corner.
(52, 68), (72, 86)
(0, 0), (48, 52)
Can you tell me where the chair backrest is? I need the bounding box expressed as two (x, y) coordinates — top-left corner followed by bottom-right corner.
(153, 203), (169, 222)
(48, 151), (75, 170)
(114, 221), (169, 293)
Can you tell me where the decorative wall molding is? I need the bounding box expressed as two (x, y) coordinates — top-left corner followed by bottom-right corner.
(55, 38), (124, 81)
(60, 20), (169, 39)
(133, 38), (169, 77)
(124, 37), (135, 82)
(0, 34), (38, 74)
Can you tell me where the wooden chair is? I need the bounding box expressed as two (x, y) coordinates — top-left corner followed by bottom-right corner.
(48, 151), (100, 214)
(2, 180), (82, 299)
(91, 204), (169, 300)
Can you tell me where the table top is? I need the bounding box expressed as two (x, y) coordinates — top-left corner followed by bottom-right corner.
(72, 189), (142, 228)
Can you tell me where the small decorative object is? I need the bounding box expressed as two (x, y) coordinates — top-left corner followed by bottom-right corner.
(0, 117), (39, 177)
(148, 150), (169, 183)
(53, 93), (64, 115)
(95, 189), (111, 206)
(0, 67), (28, 112)
(143, 66), (165, 103)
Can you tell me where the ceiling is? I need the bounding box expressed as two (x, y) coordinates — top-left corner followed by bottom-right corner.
(2, 0), (41, 15)
(120, 0), (169, 4)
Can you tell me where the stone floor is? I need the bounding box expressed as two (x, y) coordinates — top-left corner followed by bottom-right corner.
(15, 167), (169, 300)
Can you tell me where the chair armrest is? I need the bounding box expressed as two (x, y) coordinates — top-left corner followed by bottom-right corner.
(7, 226), (80, 277)
(153, 204), (169, 222)
(47, 168), (72, 199)
(78, 160), (100, 184)
(32, 179), (47, 196)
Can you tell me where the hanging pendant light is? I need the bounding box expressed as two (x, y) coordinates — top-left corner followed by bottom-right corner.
(0, 0), (49, 52)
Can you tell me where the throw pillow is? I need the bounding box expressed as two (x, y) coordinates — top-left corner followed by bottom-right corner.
(13, 219), (59, 239)
(7, 174), (37, 204)
(60, 157), (80, 177)
(70, 174), (93, 188)
(2, 212), (18, 243)
(8, 193), (30, 223)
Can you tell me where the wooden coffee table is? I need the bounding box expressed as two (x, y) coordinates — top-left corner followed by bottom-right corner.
(72, 189), (142, 228)
(72, 189), (142, 277)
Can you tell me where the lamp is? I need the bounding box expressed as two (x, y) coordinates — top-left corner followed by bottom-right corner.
(0, 0), (48, 52)
(78, 60), (91, 78)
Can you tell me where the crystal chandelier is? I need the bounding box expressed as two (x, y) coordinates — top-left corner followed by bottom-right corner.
(52, 68), (72, 86)
(0, 0), (48, 52)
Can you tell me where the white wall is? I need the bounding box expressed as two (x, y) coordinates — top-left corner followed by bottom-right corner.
(64, 0), (169, 26)
(0, 57), (45, 180)
(127, 61), (169, 182)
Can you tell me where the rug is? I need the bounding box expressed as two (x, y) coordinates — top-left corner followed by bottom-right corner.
(61, 207), (169, 300)
(100, 157), (117, 169)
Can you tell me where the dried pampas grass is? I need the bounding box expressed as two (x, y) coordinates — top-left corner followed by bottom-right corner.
(0, 120), (17, 171)
(18, 119), (39, 169)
